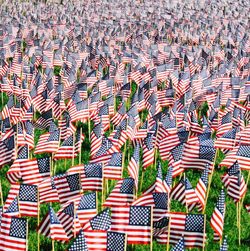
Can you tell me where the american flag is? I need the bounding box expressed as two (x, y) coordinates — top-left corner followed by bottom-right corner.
(0, 134), (15, 167)
(219, 236), (228, 251)
(163, 166), (173, 194)
(18, 184), (38, 217)
(0, 214), (28, 251)
(38, 176), (59, 203)
(156, 212), (205, 248)
(107, 231), (127, 251)
(221, 161), (247, 202)
(181, 139), (216, 172)
(210, 189), (226, 241)
(19, 157), (50, 185)
(90, 123), (103, 158)
(77, 192), (97, 227)
(7, 145), (28, 184)
(214, 128), (237, 151)
(245, 204), (250, 214)
(111, 205), (152, 244)
(103, 178), (135, 207)
(57, 201), (80, 239)
(236, 145), (250, 170)
(54, 173), (81, 204)
(3, 183), (20, 216)
(127, 143), (140, 190)
(82, 208), (110, 251)
(195, 166), (209, 211)
(171, 237), (185, 251)
(81, 163), (103, 191)
(168, 142), (185, 177)
(34, 129), (60, 154)
(68, 230), (88, 251)
(155, 161), (167, 193)
(142, 133), (155, 169)
(38, 206), (69, 242)
(103, 152), (123, 180)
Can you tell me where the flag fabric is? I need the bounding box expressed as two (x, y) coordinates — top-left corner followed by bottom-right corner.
(156, 212), (205, 248)
(18, 184), (38, 217)
(38, 206), (69, 242)
(219, 236), (228, 251)
(0, 214), (28, 251)
(77, 192), (97, 227)
(104, 178), (134, 207)
(107, 231), (127, 251)
(54, 173), (81, 204)
(68, 230), (89, 251)
(127, 143), (140, 190)
(111, 205), (152, 244)
(210, 189), (226, 241)
(19, 157), (50, 185)
(171, 237), (185, 251)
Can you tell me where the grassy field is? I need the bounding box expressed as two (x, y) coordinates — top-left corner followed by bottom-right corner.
(0, 93), (250, 251)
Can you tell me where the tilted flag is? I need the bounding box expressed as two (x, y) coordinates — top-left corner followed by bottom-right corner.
(77, 192), (97, 227)
(210, 189), (226, 241)
(156, 212), (205, 248)
(107, 231), (127, 251)
(38, 206), (69, 242)
(68, 230), (88, 251)
(111, 205), (152, 244)
(103, 178), (135, 207)
(0, 214), (28, 251)
(127, 143), (140, 191)
(54, 173), (82, 204)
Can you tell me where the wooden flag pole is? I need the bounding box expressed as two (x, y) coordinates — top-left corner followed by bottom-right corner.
(166, 213), (171, 251)
(140, 169), (144, 192)
(88, 99), (91, 142)
(124, 233), (128, 251)
(95, 191), (98, 213)
(72, 131), (75, 167)
(50, 156), (53, 178)
(0, 180), (3, 206)
(184, 173), (188, 213)
(236, 201), (239, 228)
(73, 201), (76, 238)
(150, 206), (153, 251)
(26, 219), (29, 251)
(238, 201), (241, 246)
(202, 214), (206, 251)
(37, 190), (40, 251)
(79, 127), (82, 164)
(203, 149), (218, 213)
(52, 240), (55, 251)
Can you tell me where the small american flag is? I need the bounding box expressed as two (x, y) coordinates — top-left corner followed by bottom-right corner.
(171, 237), (185, 251)
(77, 192), (97, 227)
(19, 157), (50, 185)
(68, 230), (88, 251)
(219, 236), (228, 251)
(54, 173), (81, 204)
(0, 214), (28, 251)
(104, 178), (135, 207)
(104, 152), (123, 180)
(38, 206), (68, 242)
(111, 205), (152, 244)
(82, 163), (103, 191)
(210, 189), (226, 241)
(236, 145), (250, 170)
(107, 231), (127, 251)
(128, 143), (140, 190)
(18, 184), (38, 217)
(142, 133), (155, 169)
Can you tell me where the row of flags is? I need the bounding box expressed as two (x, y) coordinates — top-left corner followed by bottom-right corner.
(0, 0), (249, 250)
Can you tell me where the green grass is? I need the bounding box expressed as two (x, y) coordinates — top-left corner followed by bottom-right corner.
(0, 95), (249, 251)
